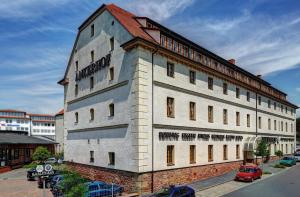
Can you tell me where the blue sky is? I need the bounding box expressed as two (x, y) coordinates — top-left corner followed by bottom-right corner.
(0, 0), (299, 116)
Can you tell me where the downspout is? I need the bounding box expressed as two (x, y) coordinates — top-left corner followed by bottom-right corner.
(255, 92), (258, 164)
(151, 47), (158, 193)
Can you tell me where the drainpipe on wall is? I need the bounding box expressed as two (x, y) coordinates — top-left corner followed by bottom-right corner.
(255, 92), (258, 164)
(151, 47), (158, 193)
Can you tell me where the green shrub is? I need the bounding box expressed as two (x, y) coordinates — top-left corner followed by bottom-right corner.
(263, 171), (272, 174)
(61, 171), (87, 197)
(32, 146), (51, 162)
(273, 164), (286, 168)
(275, 150), (283, 157)
(23, 162), (38, 169)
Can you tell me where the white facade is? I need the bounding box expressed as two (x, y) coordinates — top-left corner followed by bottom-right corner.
(61, 5), (297, 175)
(0, 110), (56, 138)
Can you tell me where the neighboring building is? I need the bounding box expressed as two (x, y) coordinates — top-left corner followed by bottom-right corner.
(58, 4), (298, 193)
(30, 114), (56, 139)
(296, 118), (300, 146)
(0, 133), (56, 172)
(0, 110), (30, 135)
(55, 109), (64, 153)
(0, 109), (56, 139)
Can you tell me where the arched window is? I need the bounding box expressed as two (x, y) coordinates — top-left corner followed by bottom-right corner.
(90, 108), (94, 121)
(75, 112), (78, 123)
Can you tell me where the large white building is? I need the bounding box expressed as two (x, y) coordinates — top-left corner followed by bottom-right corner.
(0, 110), (56, 139)
(59, 4), (298, 193)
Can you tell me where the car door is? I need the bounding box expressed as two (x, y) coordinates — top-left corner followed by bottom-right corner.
(173, 187), (189, 197)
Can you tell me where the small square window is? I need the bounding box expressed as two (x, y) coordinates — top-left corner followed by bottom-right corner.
(90, 77), (94, 90)
(90, 151), (94, 163)
(223, 83), (228, 95)
(208, 77), (213, 90)
(189, 70), (196, 84)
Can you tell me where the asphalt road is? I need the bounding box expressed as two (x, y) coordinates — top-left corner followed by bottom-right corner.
(223, 164), (300, 197)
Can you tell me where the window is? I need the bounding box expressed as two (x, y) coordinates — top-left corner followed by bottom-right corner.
(189, 70), (196, 84)
(281, 105), (283, 112)
(90, 108), (94, 121)
(90, 151), (94, 163)
(286, 144), (288, 154)
(88, 139), (90, 144)
(110, 37), (114, 51)
(223, 83), (228, 95)
(281, 121), (283, 131)
(223, 109), (228, 125)
(236, 145), (240, 159)
(190, 145), (196, 164)
(208, 106), (214, 123)
(236, 112), (240, 126)
(109, 67), (114, 81)
(268, 119), (271, 130)
(91, 24), (94, 37)
(268, 100), (271, 108)
(91, 50), (94, 63)
(75, 84), (78, 96)
(258, 96), (261, 105)
(274, 120), (277, 130)
(90, 77), (94, 90)
(75, 61), (78, 71)
(75, 112), (78, 123)
(247, 92), (250, 102)
(223, 145), (228, 160)
(285, 107), (288, 114)
(167, 62), (174, 77)
(236, 87), (240, 98)
(167, 145), (174, 166)
(208, 145), (213, 162)
(291, 123), (294, 132)
(285, 122), (288, 132)
(189, 102), (196, 120)
(208, 77), (213, 90)
(258, 117), (262, 129)
(247, 114), (250, 127)
(109, 103), (114, 117)
(108, 152), (115, 165)
(167, 97), (175, 118)
(274, 102), (276, 110)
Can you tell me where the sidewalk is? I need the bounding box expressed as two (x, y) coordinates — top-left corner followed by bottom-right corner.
(189, 159), (281, 191)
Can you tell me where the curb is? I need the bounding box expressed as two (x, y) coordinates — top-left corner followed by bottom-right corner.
(198, 163), (299, 193)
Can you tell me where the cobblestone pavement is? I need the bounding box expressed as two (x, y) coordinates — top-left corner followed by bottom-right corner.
(0, 168), (52, 197)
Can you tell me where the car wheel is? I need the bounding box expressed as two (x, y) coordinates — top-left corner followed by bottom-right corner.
(250, 178), (254, 182)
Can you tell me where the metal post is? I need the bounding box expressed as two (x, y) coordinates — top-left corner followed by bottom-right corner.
(111, 183), (114, 197)
(43, 177), (46, 197)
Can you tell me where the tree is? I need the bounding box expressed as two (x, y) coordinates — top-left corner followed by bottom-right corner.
(255, 140), (269, 163)
(275, 150), (283, 158)
(32, 146), (51, 162)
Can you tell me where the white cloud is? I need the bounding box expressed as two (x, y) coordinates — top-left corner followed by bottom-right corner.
(170, 11), (300, 76)
(124, 0), (195, 21)
(0, 0), (72, 19)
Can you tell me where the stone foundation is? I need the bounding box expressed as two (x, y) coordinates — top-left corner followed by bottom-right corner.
(67, 160), (243, 194)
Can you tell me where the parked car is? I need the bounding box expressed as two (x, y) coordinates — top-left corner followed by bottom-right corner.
(27, 167), (37, 181)
(279, 156), (297, 166)
(294, 153), (300, 162)
(45, 157), (57, 164)
(150, 185), (195, 197)
(235, 165), (262, 182)
(50, 175), (64, 189)
(85, 181), (124, 197)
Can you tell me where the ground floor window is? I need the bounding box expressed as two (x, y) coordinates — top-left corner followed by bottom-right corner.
(90, 151), (94, 163)
(189, 145), (196, 164)
(223, 145), (228, 160)
(236, 144), (240, 159)
(208, 145), (213, 162)
(167, 145), (175, 166)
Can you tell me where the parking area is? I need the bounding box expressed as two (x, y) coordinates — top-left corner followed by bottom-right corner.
(0, 168), (52, 197)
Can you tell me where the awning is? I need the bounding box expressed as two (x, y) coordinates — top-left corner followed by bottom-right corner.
(244, 136), (262, 151)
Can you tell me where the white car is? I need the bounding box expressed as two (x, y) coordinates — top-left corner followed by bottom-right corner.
(45, 157), (57, 164)
(294, 153), (300, 162)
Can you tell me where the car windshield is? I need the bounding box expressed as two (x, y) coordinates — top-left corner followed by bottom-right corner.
(154, 188), (171, 197)
(295, 154), (300, 156)
(283, 157), (292, 160)
(239, 168), (255, 173)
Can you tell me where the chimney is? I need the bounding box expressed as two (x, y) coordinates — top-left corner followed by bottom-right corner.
(257, 74), (262, 78)
(228, 59), (236, 65)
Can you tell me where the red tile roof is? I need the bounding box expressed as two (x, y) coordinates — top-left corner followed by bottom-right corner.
(105, 4), (155, 42)
(55, 109), (64, 116)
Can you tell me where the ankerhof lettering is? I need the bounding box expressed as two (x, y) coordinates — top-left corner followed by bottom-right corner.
(75, 53), (111, 81)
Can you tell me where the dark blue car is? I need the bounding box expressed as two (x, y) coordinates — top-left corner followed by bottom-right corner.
(151, 185), (195, 197)
(85, 181), (124, 197)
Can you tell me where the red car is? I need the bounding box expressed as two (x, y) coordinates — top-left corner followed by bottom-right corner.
(235, 165), (262, 182)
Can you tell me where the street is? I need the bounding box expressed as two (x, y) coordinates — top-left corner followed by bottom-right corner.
(223, 164), (300, 197)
